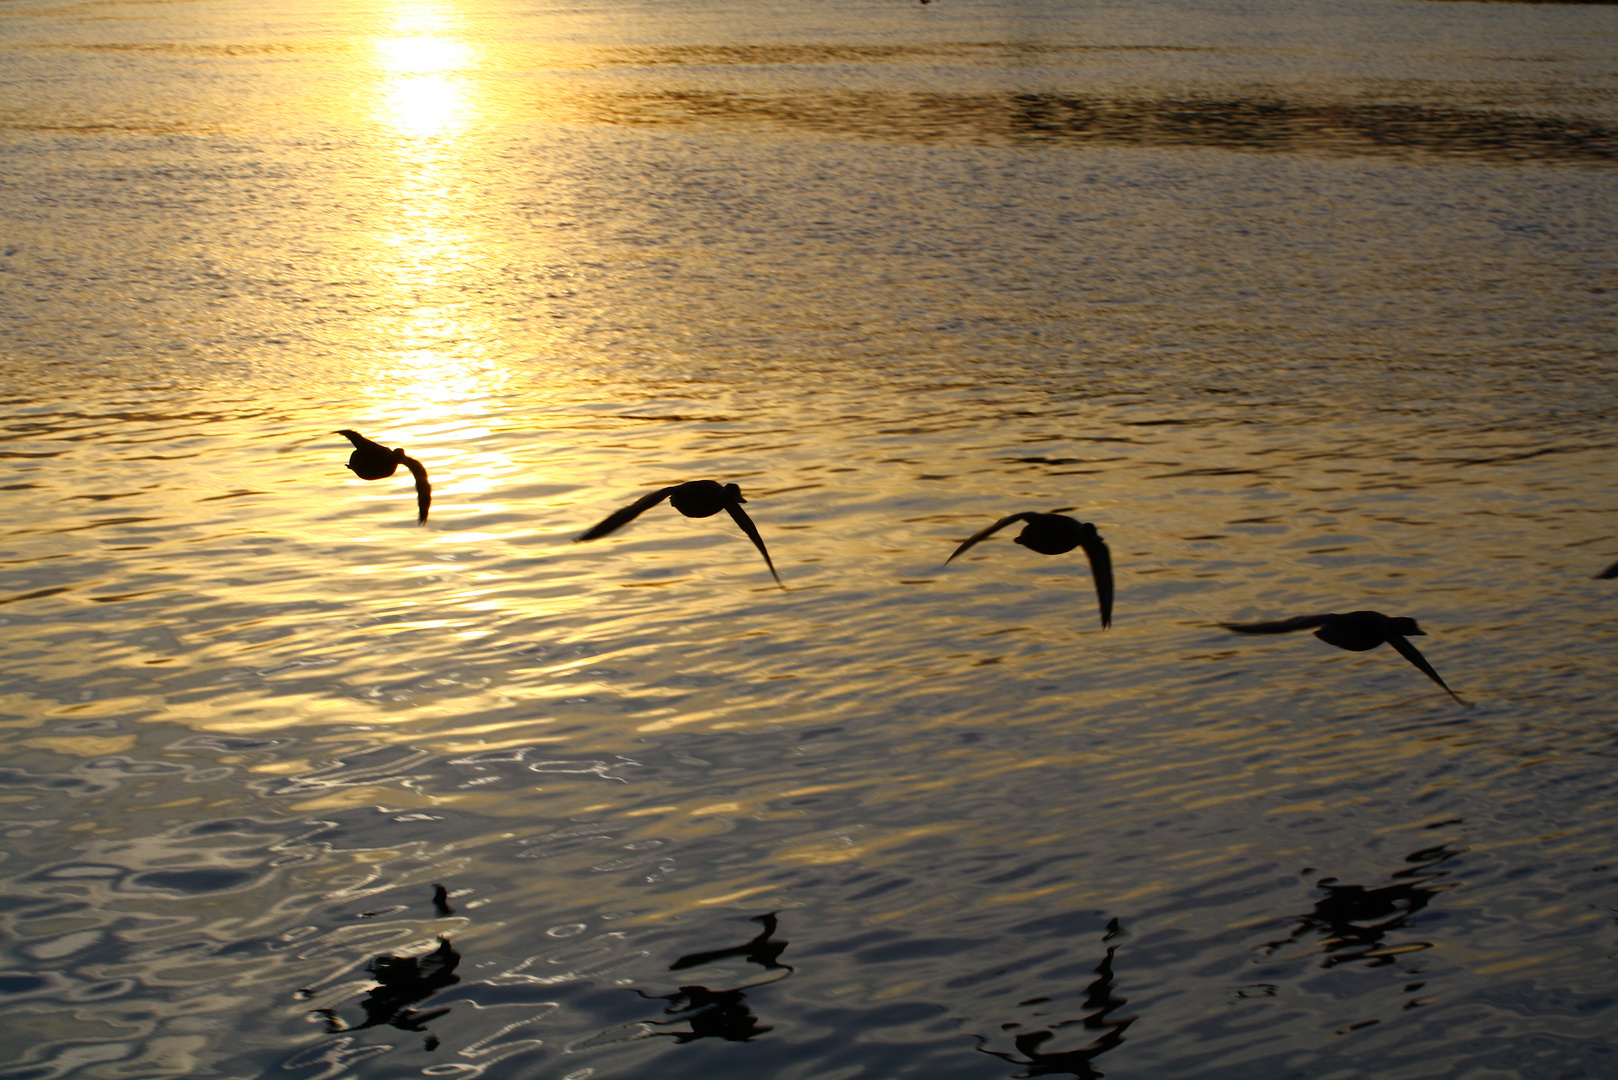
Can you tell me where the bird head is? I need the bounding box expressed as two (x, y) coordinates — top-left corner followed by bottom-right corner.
(1388, 617), (1425, 636)
(725, 483), (745, 503)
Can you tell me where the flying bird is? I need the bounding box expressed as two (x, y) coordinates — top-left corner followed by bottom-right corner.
(577, 480), (782, 587)
(944, 509), (1113, 628)
(1220, 610), (1465, 704)
(335, 429), (431, 523)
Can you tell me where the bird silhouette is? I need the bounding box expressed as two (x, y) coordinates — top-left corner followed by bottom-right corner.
(1221, 610), (1465, 704)
(335, 430), (431, 523)
(431, 884), (454, 917)
(1596, 559), (1618, 580)
(945, 509), (1113, 628)
(576, 480), (782, 587)
(315, 936), (461, 1035)
(669, 913), (792, 974)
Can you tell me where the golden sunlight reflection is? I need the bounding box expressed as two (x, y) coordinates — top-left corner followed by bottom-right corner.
(376, 35), (472, 76)
(361, 1), (510, 409)
(380, 70), (469, 138)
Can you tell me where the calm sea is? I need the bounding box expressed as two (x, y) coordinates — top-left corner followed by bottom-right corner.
(2, 0), (1616, 1076)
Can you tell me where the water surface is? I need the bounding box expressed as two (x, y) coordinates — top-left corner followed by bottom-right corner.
(2, 0), (1617, 1077)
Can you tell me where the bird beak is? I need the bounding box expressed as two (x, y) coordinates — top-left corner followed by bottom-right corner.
(1410, 628), (1426, 636)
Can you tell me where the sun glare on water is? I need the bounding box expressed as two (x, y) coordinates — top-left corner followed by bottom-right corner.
(341, 0), (524, 512)
(363, 3), (506, 399)
(374, 16), (474, 138)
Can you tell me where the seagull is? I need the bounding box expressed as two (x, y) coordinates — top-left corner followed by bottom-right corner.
(1220, 610), (1465, 704)
(1597, 560), (1618, 580)
(576, 480), (782, 587)
(944, 509), (1113, 628)
(335, 430), (431, 523)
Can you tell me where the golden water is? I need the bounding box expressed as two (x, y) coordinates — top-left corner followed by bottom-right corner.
(2, 0), (1617, 1076)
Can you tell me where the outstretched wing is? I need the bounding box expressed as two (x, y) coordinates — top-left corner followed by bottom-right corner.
(725, 504), (783, 588)
(944, 513), (1035, 565)
(1220, 614), (1336, 635)
(1597, 559), (1618, 580)
(401, 454), (431, 524)
(1387, 634), (1467, 705)
(1079, 531), (1113, 629)
(576, 487), (676, 542)
(335, 429), (387, 454)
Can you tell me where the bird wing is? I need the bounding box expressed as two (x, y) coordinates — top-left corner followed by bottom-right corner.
(944, 513), (1034, 565)
(335, 429), (387, 453)
(725, 503), (783, 588)
(401, 454), (432, 524)
(1387, 634), (1467, 705)
(1079, 531), (1113, 629)
(1220, 614), (1336, 634)
(576, 487), (676, 542)
(1597, 559), (1618, 580)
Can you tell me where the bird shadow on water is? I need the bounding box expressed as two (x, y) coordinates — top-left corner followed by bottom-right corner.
(277, 882), (469, 1077)
(639, 911), (795, 1044)
(1260, 842), (1463, 971)
(972, 918), (1136, 1079)
(309, 935), (462, 1049)
(569, 912), (794, 1051)
(1248, 841), (1467, 1031)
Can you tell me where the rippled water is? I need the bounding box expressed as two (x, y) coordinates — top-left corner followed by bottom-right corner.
(3, 0), (1618, 1077)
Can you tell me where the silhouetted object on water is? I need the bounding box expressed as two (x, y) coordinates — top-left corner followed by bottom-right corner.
(1221, 610), (1465, 704)
(976, 919), (1134, 1079)
(945, 509), (1113, 628)
(1262, 843), (1463, 974)
(647, 985), (774, 1043)
(670, 912), (793, 973)
(432, 883), (454, 917)
(620, 912), (793, 1045)
(335, 429), (431, 523)
(1597, 559), (1618, 580)
(315, 936), (461, 1034)
(576, 480), (782, 586)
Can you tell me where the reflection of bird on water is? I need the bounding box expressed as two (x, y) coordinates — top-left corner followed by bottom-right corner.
(1261, 843), (1463, 971)
(976, 918), (1134, 1079)
(647, 985), (774, 1043)
(576, 480), (783, 587)
(334, 429), (431, 523)
(315, 936), (461, 1036)
(629, 912), (793, 1045)
(945, 509), (1113, 628)
(669, 911), (792, 973)
(1221, 610), (1465, 704)
(1597, 559), (1618, 580)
